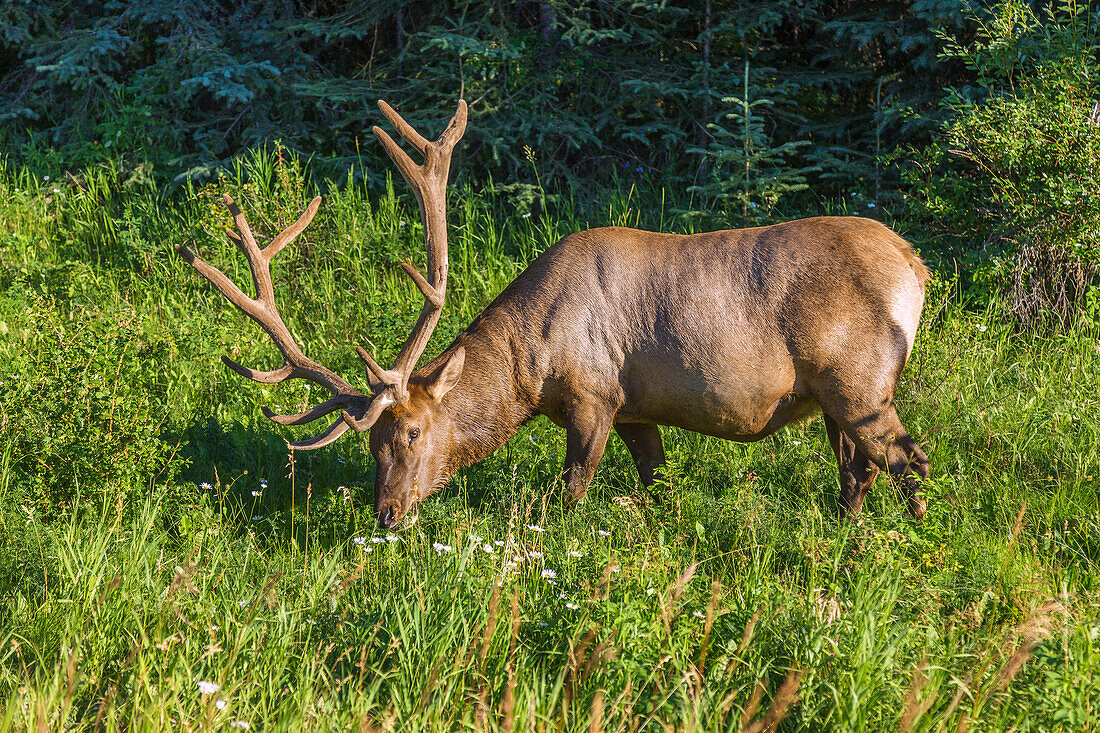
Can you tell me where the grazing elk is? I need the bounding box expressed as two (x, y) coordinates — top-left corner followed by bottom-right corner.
(177, 99), (931, 529)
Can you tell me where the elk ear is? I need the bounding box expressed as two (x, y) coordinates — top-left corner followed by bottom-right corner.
(425, 346), (465, 401)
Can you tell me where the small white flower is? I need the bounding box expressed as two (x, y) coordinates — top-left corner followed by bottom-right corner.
(976, 324), (987, 332)
(541, 569), (557, 579)
(363, 546), (373, 554)
(483, 544), (495, 554)
(238, 600), (248, 607)
(470, 535), (484, 544)
(433, 542), (453, 554)
(259, 479), (268, 488)
(598, 530), (610, 537)
(43, 175), (49, 181)
(353, 536), (366, 545)
(230, 723), (250, 730)
(567, 550), (583, 558)
(693, 610), (706, 619)
(558, 593), (567, 599)
(867, 202), (876, 208)
(538, 622), (548, 627)
(521, 212), (531, 219)
(505, 561), (517, 570)
(52, 188), (60, 194)
(494, 539), (505, 546)
(386, 535), (399, 543)
(197, 680), (220, 695)
(646, 588), (656, 596)
(215, 700), (227, 710)
(251, 491), (262, 497)
(251, 515), (263, 521)
(528, 551), (543, 559)
(370, 537), (385, 544)
(611, 567), (621, 573)
(399, 220), (406, 228)
(566, 602), (579, 610)
(527, 524), (544, 533)
(201, 482), (212, 490)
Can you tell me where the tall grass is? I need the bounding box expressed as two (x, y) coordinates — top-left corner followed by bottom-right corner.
(0, 149), (1098, 730)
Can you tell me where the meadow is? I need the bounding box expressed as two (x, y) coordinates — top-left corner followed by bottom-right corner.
(1, 152), (1099, 731)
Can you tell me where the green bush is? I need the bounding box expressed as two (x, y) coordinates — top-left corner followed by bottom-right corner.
(912, 0), (1100, 328)
(0, 274), (183, 519)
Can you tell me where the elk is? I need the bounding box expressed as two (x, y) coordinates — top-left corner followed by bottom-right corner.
(176, 99), (931, 529)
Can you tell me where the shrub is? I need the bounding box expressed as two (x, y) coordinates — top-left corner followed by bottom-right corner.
(911, 0), (1100, 328)
(0, 273), (183, 519)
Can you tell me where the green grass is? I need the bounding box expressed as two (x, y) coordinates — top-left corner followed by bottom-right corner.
(1, 152), (1099, 731)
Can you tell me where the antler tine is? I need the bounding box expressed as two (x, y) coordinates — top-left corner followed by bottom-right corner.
(366, 98), (468, 390)
(177, 195), (373, 448)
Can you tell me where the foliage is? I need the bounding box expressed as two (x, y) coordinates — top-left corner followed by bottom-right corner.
(911, 0), (1100, 327)
(0, 0), (978, 204)
(686, 58), (816, 224)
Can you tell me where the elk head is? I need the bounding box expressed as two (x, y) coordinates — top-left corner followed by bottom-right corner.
(176, 99), (468, 529)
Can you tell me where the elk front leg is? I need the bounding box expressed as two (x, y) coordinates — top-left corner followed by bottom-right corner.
(562, 407), (614, 502)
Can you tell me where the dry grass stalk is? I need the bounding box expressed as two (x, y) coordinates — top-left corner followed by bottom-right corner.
(899, 658), (932, 733)
(661, 563), (698, 634)
(588, 689), (605, 733)
(501, 662), (517, 733)
(694, 580), (722, 696)
(479, 583), (502, 665)
(739, 680), (766, 731)
(1010, 502), (1027, 544)
(742, 668), (803, 733)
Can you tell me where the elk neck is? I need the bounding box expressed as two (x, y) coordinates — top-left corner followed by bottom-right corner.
(430, 312), (537, 472)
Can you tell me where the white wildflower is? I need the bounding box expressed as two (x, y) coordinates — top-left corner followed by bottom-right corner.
(251, 515), (263, 521)
(505, 561), (517, 570)
(494, 539), (505, 547)
(482, 544), (495, 554)
(215, 700), (227, 710)
(52, 188), (60, 194)
(433, 542), (453, 554)
(867, 202), (876, 208)
(693, 610), (706, 619)
(526, 524), (544, 533)
(528, 551), (543, 559)
(353, 537), (366, 545)
(566, 602), (579, 610)
(200, 482), (212, 490)
(598, 530), (610, 537)
(230, 723), (250, 730)
(238, 600), (248, 607)
(470, 535), (483, 544)
(567, 550), (583, 558)
(521, 212), (531, 219)
(197, 680), (220, 695)
(385, 535), (399, 543)
(541, 568), (557, 579)
(370, 537), (385, 544)
(251, 491), (262, 497)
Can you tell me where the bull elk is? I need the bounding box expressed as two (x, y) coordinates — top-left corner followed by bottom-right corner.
(176, 99), (931, 529)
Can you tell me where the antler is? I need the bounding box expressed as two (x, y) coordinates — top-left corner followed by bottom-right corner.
(176, 195), (374, 449)
(345, 98), (468, 430)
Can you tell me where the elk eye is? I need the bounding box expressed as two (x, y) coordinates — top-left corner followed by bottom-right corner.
(408, 427), (420, 443)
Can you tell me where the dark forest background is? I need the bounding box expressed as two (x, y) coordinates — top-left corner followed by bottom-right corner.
(1, 0), (1098, 324)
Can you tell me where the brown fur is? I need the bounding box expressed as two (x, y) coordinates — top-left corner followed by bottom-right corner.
(371, 216), (931, 527)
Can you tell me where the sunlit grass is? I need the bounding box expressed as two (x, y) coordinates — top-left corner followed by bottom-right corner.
(0, 150), (1098, 729)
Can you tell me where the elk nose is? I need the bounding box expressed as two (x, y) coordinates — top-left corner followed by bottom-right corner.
(378, 506), (396, 528)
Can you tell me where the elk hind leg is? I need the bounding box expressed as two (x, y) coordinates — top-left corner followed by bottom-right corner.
(823, 414), (879, 516)
(824, 403), (929, 519)
(614, 423), (667, 491)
